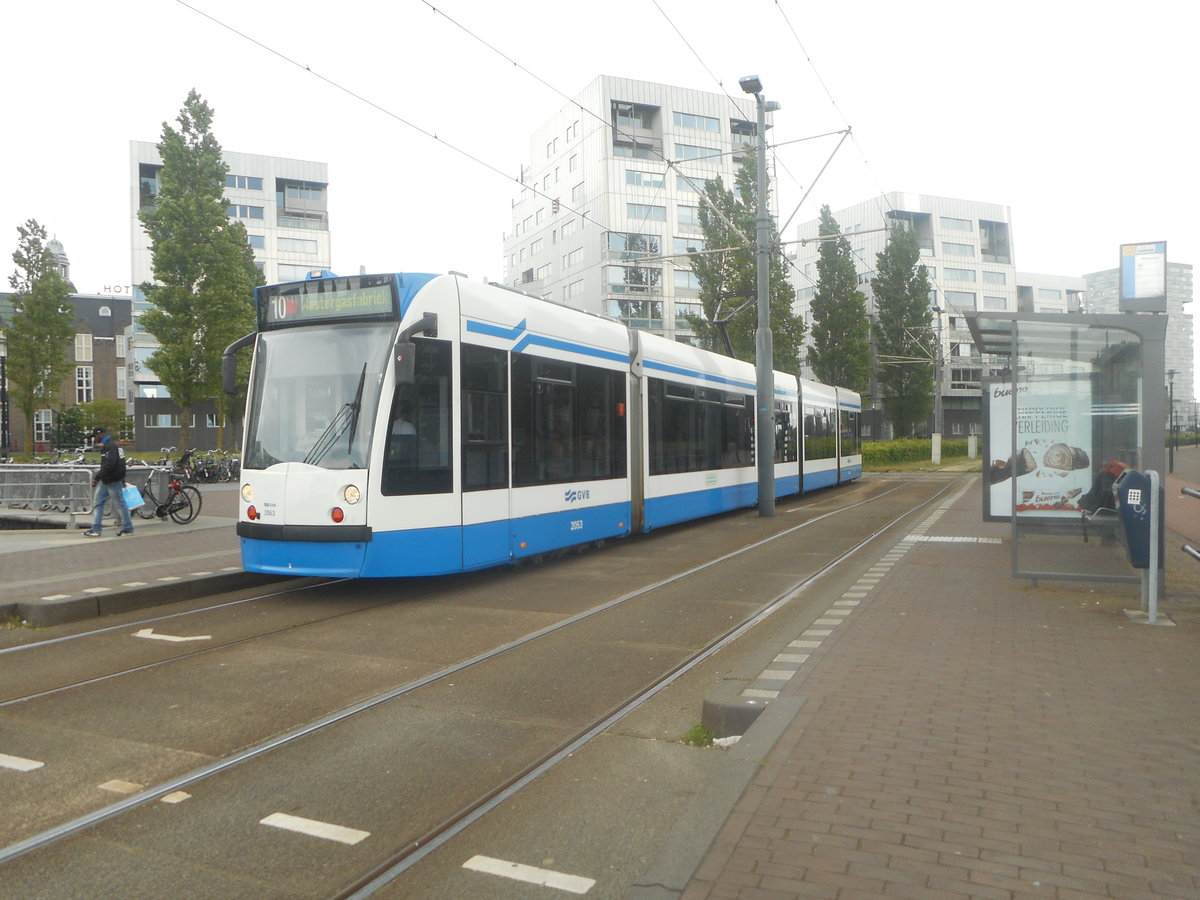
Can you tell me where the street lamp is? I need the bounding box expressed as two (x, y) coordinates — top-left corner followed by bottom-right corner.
(739, 74), (780, 517)
(0, 330), (10, 459)
(930, 304), (944, 465)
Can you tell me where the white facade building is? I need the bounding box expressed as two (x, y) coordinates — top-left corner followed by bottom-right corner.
(128, 141), (331, 400)
(504, 75), (773, 342)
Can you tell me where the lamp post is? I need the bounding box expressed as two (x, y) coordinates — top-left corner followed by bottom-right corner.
(1167, 368), (1177, 474)
(930, 304), (944, 465)
(739, 74), (779, 517)
(0, 331), (10, 459)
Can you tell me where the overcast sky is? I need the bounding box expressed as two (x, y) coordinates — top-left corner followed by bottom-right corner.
(4, 1), (1194, 300)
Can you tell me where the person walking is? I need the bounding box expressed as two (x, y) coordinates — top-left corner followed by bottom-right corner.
(83, 426), (134, 537)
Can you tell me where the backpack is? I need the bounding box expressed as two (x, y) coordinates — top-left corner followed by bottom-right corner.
(1079, 460), (1128, 513)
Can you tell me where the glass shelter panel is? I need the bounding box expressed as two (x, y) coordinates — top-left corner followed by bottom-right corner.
(1006, 321), (1145, 583)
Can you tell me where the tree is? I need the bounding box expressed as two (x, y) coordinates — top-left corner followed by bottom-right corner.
(686, 155), (805, 374)
(138, 89), (261, 449)
(6, 219), (76, 453)
(872, 223), (934, 438)
(807, 205), (871, 393)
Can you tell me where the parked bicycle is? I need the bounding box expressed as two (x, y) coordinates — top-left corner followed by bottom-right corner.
(133, 470), (202, 524)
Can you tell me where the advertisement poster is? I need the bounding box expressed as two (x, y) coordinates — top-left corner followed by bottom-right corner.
(984, 375), (1094, 520)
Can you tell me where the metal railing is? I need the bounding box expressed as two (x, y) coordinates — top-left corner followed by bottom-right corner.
(1182, 486), (1200, 563)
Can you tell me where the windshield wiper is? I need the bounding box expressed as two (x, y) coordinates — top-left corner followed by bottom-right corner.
(302, 363), (367, 466)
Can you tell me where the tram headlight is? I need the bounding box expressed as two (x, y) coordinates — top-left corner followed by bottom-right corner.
(343, 484), (361, 504)
(241, 483), (253, 502)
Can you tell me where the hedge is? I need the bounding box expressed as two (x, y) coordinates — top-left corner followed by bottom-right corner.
(861, 438), (970, 465)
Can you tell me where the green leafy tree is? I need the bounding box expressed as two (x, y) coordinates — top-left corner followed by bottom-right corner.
(807, 205), (871, 392)
(6, 219), (76, 453)
(686, 155), (805, 373)
(138, 89), (261, 449)
(872, 223), (934, 437)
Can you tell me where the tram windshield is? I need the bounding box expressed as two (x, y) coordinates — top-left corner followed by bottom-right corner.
(243, 324), (394, 470)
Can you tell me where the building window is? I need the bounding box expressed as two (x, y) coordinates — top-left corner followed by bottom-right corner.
(535, 208), (545, 225)
(566, 121), (578, 141)
(537, 263), (552, 280)
(226, 174), (263, 190)
(673, 111), (719, 131)
(248, 234), (265, 249)
(626, 169), (665, 188)
(562, 219), (578, 238)
(34, 409), (53, 446)
(673, 236), (706, 255)
(613, 101), (657, 130)
(979, 220), (1011, 263)
(531, 238), (544, 255)
(944, 291), (976, 309)
(606, 265), (662, 294)
(227, 204), (264, 219)
(608, 232), (661, 258)
(1038, 288), (1062, 299)
(278, 237), (318, 253)
(571, 183), (584, 203)
(983, 296), (1007, 310)
(939, 216), (972, 231)
(278, 264), (316, 281)
(627, 203), (667, 221)
(674, 269), (701, 290)
(99, 306), (111, 317)
(674, 143), (720, 162)
(546, 138), (558, 157)
(564, 247), (583, 268)
(676, 174), (700, 193)
(566, 280), (584, 300)
(75, 333), (93, 362)
(116, 366), (127, 400)
(116, 335), (127, 358)
(677, 205), (700, 227)
(76, 366), (94, 404)
(942, 242), (974, 257)
(943, 268), (974, 281)
(569, 154), (578, 172)
(982, 270), (1006, 285)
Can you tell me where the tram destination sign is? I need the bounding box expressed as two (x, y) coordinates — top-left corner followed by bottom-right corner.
(259, 275), (397, 329)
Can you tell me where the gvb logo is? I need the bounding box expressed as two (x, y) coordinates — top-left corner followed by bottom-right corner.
(564, 488), (591, 504)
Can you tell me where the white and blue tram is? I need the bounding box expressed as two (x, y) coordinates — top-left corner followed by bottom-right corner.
(225, 272), (861, 577)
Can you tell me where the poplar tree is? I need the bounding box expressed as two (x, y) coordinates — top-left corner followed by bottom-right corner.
(872, 223), (934, 437)
(807, 205), (871, 392)
(138, 89), (261, 449)
(6, 219), (75, 453)
(685, 155), (805, 374)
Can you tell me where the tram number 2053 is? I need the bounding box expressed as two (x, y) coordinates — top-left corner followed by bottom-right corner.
(570, 519), (584, 531)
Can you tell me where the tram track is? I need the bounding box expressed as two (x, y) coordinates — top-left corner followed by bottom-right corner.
(0, 473), (967, 896)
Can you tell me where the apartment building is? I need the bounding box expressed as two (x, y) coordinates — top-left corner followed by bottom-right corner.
(129, 143), (331, 448)
(791, 192), (1090, 438)
(503, 75), (773, 342)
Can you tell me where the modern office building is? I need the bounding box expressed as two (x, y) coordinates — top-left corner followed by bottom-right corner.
(790, 192), (1088, 438)
(503, 75), (773, 342)
(1084, 260), (1194, 428)
(128, 142), (331, 448)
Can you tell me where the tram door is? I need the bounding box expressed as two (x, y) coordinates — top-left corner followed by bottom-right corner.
(460, 344), (512, 569)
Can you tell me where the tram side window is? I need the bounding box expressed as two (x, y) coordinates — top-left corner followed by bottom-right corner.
(383, 339), (453, 495)
(511, 355), (627, 487)
(804, 406), (835, 460)
(775, 400), (798, 463)
(647, 378), (753, 474)
(461, 344), (508, 492)
(839, 409), (860, 456)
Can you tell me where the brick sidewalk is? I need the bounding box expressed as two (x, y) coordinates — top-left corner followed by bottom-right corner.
(681, 482), (1200, 899)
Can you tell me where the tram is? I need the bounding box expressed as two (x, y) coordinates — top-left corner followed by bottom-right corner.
(223, 271), (861, 577)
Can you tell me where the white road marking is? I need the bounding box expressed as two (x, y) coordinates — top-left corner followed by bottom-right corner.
(122, 581), (150, 587)
(161, 791), (191, 803)
(0, 753), (44, 772)
(260, 812), (370, 845)
(39, 594), (70, 601)
(82, 587), (112, 594)
(463, 855), (595, 894)
(133, 628), (211, 643)
(99, 779), (143, 794)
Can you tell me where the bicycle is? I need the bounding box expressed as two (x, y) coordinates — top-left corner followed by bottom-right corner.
(133, 470), (202, 524)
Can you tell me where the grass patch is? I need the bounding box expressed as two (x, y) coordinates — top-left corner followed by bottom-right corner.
(681, 722), (715, 747)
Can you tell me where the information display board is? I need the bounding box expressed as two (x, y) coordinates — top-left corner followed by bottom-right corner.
(1119, 241), (1167, 313)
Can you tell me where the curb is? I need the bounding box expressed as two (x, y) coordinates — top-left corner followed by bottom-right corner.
(13, 571), (296, 627)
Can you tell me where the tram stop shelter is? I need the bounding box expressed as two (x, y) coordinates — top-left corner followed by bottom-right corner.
(966, 311), (1167, 584)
